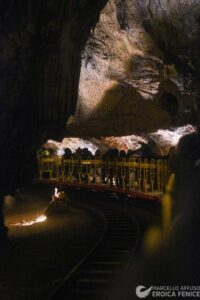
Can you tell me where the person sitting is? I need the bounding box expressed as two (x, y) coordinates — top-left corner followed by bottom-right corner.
(45, 191), (69, 216)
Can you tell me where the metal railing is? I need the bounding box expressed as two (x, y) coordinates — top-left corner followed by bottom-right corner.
(37, 156), (170, 195)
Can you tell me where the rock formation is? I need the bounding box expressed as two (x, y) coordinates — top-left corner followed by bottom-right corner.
(67, 0), (200, 136)
(46, 124), (195, 157)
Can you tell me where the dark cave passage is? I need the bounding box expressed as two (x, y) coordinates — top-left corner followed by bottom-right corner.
(159, 92), (179, 117)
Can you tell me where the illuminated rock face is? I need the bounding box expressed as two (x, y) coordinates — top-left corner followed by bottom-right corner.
(47, 125), (196, 157)
(67, 0), (200, 136)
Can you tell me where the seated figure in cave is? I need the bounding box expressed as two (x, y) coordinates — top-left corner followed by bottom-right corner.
(45, 191), (69, 216)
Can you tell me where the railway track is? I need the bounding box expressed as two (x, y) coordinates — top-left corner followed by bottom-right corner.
(47, 198), (140, 300)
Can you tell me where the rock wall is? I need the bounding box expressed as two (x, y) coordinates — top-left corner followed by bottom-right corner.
(67, 0), (200, 136)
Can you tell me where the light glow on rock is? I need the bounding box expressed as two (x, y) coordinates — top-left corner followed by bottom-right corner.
(102, 135), (147, 152)
(45, 125), (196, 157)
(47, 138), (98, 155)
(149, 125), (196, 155)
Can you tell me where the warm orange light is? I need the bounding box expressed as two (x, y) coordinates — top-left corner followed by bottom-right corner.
(11, 215), (47, 227)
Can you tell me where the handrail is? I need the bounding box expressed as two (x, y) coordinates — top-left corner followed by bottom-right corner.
(37, 156), (170, 195)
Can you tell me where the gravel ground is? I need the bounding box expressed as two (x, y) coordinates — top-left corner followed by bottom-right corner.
(0, 187), (101, 300)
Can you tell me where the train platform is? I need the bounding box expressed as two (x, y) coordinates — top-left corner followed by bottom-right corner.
(35, 179), (162, 202)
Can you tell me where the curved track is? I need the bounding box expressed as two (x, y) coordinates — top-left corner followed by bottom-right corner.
(47, 198), (140, 300)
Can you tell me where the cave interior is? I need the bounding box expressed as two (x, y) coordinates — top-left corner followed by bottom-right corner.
(0, 1), (200, 297)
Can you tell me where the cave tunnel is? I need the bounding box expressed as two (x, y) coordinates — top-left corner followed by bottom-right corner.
(0, 1), (200, 299)
(159, 92), (179, 117)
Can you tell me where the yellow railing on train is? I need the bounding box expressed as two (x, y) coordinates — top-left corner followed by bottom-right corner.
(37, 156), (170, 195)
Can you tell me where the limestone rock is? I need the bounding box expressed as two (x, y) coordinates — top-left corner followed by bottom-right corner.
(67, 0), (200, 136)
